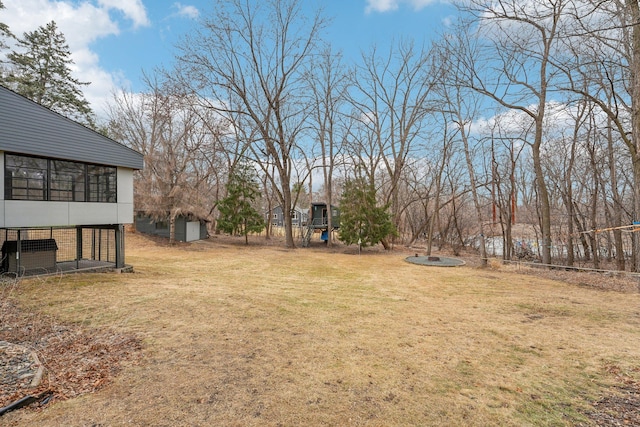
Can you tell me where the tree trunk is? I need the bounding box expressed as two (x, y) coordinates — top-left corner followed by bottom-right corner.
(532, 131), (552, 265)
(281, 178), (295, 248)
(464, 149), (487, 265)
(573, 203), (591, 261)
(633, 158), (640, 271)
(607, 122), (626, 270)
(566, 195), (575, 266)
(169, 210), (177, 245)
(630, 0), (640, 271)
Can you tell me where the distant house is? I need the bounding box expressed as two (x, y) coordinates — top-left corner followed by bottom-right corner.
(0, 85), (144, 275)
(266, 205), (308, 228)
(135, 212), (209, 242)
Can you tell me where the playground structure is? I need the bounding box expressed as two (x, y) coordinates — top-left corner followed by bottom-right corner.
(302, 203), (340, 247)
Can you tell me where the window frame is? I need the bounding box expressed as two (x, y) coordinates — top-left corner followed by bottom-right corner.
(4, 153), (117, 203)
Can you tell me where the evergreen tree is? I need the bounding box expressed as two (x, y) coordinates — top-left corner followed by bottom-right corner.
(5, 21), (95, 126)
(217, 162), (265, 245)
(338, 176), (396, 250)
(0, 1), (12, 51)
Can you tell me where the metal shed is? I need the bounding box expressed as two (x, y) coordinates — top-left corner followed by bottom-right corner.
(135, 212), (209, 242)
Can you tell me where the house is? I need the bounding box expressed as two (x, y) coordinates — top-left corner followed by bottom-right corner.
(0, 85), (144, 275)
(266, 205), (308, 228)
(135, 211), (209, 242)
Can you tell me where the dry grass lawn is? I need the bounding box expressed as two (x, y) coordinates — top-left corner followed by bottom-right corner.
(3, 233), (640, 426)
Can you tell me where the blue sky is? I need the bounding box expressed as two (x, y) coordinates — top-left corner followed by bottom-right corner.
(1, 0), (455, 117)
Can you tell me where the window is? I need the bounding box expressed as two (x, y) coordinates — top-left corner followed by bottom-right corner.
(87, 165), (116, 202)
(5, 155), (47, 200)
(4, 154), (117, 203)
(51, 160), (85, 201)
(273, 213), (279, 219)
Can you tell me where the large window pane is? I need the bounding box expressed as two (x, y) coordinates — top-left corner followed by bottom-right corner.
(4, 154), (47, 200)
(87, 165), (117, 202)
(51, 160), (86, 201)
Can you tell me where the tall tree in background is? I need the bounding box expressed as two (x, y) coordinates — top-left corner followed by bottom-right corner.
(557, 0), (640, 270)
(0, 0), (14, 84)
(0, 1), (12, 51)
(454, 0), (570, 266)
(4, 20), (94, 126)
(174, 0), (325, 248)
(217, 161), (265, 244)
(307, 47), (349, 247)
(347, 40), (439, 235)
(108, 75), (223, 244)
(631, 0), (640, 271)
(436, 30), (489, 265)
(338, 175), (396, 250)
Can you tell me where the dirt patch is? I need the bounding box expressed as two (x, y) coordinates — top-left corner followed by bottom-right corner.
(0, 299), (142, 412)
(581, 365), (640, 426)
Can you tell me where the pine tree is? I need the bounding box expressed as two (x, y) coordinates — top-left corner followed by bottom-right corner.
(338, 176), (396, 250)
(0, 1), (12, 51)
(217, 162), (265, 245)
(0, 1), (14, 86)
(5, 21), (95, 126)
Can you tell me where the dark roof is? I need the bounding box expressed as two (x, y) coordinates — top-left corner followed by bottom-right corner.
(136, 210), (210, 223)
(2, 238), (58, 253)
(0, 85), (143, 170)
(311, 202), (339, 208)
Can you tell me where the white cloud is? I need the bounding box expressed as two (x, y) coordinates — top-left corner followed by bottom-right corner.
(172, 3), (199, 20)
(365, 0), (438, 13)
(466, 100), (616, 147)
(98, 0), (150, 28)
(408, 0), (438, 10)
(1, 0), (119, 47)
(0, 0), (148, 120)
(467, 108), (534, 136)
(442, 14), (455, 27)
(365, 0), (400, 13)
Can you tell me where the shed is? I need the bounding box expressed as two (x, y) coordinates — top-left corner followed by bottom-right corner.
(135, 212), (209, 242)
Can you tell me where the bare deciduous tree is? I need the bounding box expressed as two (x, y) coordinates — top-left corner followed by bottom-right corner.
(173, 0), (326, 248)
(307, 47), (349, 247)
(108, 76), (222, 243)
(453, 0), (572, 265)
(557, 0), (640, 270)
(347, 40), (440, 240)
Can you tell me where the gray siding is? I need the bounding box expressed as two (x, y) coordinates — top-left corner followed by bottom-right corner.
(267, 205), (307, 227)
(135, 215), (170, 239)
(0, 86), (143, 169)
(174, 216), (187, 242)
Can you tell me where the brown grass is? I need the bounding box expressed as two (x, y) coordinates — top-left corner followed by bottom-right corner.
(3, 232), (640, 426)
